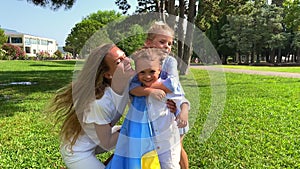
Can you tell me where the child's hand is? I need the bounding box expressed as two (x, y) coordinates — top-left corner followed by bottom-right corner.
(176, 103), (189, 128)
(149, 89), (166, 100)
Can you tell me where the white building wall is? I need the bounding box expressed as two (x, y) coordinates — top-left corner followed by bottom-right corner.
(5, 33), (58, 57)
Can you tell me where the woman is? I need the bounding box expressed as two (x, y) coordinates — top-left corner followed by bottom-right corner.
(47, 44), (135, 169)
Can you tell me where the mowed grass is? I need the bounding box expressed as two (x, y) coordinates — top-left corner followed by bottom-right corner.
(0, 60), (299, 168)
(222, 65), (300, 73)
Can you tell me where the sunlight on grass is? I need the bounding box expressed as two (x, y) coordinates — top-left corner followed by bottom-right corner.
(221, 65), (300, 73)
(0, 61), (299, 168)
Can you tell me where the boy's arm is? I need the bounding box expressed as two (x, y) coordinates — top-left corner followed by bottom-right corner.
(150, 80), (172, 93)
(130, 86), (167, 101)
(129, 74), (170, 99)
(130, 86), (153, 96)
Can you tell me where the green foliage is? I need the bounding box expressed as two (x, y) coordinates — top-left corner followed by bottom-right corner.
(36, 51), (51, 60)
(0, 28), (7, 47)
(54, 50), (63, 59)
(218, 2), (287, 63)
(64, 10), (123, 55)
(115, 0), (131, 14)
(25, 0), (75, 10)
(113, 24), (146, 55)
(283, 0), (300, 31)
(1, 44), (26, 60)
(0, 48), (8, 60)
(1, 61), (300, 168)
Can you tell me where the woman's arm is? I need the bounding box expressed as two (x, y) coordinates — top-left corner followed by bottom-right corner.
(94, 123), (119, 151)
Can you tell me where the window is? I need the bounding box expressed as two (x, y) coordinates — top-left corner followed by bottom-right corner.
(31, 39), (38, 44)
(25, 47), (31, 53)
(41, 40), (48, 45)
(11, 37), (22, 43)
(25, 38), (31, 45)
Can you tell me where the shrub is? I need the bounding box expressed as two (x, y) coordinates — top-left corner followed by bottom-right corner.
(36, 51), (51, 60)
(0, 48), (8, 60)
(54, 50), (63, 59)
(2, 44), (26, 60)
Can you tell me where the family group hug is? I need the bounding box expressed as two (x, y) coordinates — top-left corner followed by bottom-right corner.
(47, 21), (191, 169)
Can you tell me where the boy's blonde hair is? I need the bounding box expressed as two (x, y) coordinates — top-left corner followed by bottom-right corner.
(146, 21), (174, 41)
(132, 48), (168, 73)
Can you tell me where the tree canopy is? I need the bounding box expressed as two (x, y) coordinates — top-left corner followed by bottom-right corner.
(26, 0), (75, 10)
(26, 0), (300, 65)
(63, 10), (123, 55)
(0, 28), (7, 47)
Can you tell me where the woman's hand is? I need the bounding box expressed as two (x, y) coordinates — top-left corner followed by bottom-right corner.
(166, 99), (177, 113)
(111, 58), (135, 94)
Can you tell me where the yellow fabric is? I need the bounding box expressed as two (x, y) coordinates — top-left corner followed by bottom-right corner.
(141, 150), (161, 169)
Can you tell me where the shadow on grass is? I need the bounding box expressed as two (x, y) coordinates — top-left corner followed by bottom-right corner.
(0, 69), (74, 118)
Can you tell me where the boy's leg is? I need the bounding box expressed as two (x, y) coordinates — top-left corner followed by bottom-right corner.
(179, 135), (189, 169)
(158, 142), (181, 169)
(178, 124), (189, 169)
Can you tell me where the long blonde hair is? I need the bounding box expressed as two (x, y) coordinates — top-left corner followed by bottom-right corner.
(47, 44), (115, 146)
(146, 21), (174, 41)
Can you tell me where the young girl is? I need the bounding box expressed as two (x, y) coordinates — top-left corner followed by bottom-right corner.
(46, 44), (135, 169)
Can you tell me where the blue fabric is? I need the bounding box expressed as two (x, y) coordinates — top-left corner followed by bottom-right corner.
(105, 96), (157, 169)
(129, 75), (142, 91)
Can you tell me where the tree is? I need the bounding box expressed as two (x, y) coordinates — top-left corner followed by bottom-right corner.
(64, 19), (103, 55)
(219, 1), (289, 64)
(0, 28), (7, 47)
(63, 10), (122, 55)
(115, 0), (131, 14)
(180, 0), (196, 74)
(25, 0), (75, 10)
(283, 0), (300, 62)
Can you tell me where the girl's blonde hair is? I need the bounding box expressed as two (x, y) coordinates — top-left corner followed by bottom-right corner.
(47, 43), (115, 147)
(146, 21), (174, 41)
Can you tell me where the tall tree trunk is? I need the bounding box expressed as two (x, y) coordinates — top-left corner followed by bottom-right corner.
(251, 49), (255, 64)
(155, 0), (160, 12)
(277, 48), (282, 63)
(270, 48), (275, 63)
(160, 0), (165, 21)
(165, 0), (176, 29)
(180, 0), (196, 75)
(238, 54), (242, 64)
(297, 48), (300, 63)
(235, 52), (239, 63)
(177, 0), (185, 69)
(246, 53), (250, 64)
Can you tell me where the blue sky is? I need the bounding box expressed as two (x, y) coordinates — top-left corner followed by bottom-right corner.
(0, 0), (137, 46)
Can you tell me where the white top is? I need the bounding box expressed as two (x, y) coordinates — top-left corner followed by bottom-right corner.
(60, 87), (128, 164)
(147, 95), (181, 155)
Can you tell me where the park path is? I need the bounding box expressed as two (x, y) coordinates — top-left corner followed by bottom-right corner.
(190, 65), (300, 78)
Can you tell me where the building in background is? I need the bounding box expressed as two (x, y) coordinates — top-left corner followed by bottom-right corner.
(4, 28), (58, 57)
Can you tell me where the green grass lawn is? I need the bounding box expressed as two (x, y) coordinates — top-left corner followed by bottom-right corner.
(221, 65), (300, 73)
(0, 61), (299, 168)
